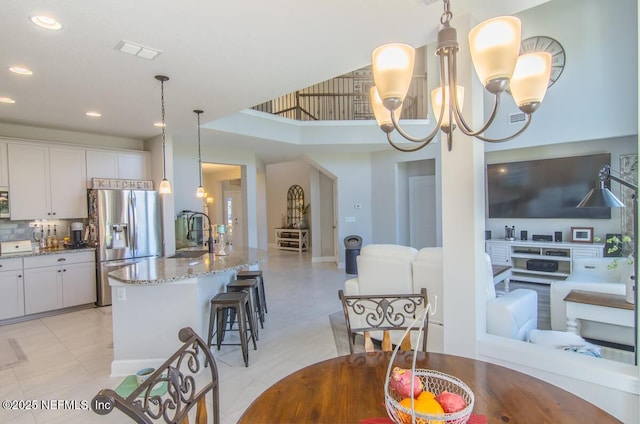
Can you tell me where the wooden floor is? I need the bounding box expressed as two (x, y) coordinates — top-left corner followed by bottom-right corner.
(504, 281), (551, 330)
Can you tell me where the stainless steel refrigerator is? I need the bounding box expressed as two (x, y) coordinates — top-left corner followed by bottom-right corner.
(89, 189), (162, 306)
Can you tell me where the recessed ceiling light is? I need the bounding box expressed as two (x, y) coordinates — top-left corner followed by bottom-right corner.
(9, 66), (33, 76)
(0, 97), (16, 104)
(154, 122), (166, 128)
(29, 15), (62, 30)
(86, 111), (102, 117)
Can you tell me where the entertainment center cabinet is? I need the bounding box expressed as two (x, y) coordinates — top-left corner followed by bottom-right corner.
(485, 239), (604, 284)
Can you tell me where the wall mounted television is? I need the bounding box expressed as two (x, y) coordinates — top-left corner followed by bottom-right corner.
(486, 153), (611, 219)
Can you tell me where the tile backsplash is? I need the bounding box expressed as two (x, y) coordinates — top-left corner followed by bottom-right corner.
(0, 219), (87, 243)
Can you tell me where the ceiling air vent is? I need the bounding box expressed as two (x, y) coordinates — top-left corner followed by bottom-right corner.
(509, 112), (526, 124)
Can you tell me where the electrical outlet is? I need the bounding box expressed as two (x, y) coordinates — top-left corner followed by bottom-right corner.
(117, 287), (126, 301)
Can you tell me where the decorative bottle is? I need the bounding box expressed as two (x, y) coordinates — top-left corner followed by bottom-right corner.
(46, 225), (52, 249)
(52, 225), (59, 249)
(39, 227), (46, 250)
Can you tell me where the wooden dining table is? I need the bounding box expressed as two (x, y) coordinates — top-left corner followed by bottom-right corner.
(238, 351), (621, 424)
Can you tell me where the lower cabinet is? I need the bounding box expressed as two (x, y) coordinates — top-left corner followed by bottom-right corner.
(0, 258), (25, 320)
(24, 265), (63, 315)
(23, 251), (96, 315)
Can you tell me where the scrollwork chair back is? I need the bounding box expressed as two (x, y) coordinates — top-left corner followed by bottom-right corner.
(92, 327), (219, 424)
(338, 288), (430, 354)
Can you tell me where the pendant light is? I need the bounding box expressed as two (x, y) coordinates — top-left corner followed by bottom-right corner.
(155, 75), (172, 194)
(194, 109), (205, 198)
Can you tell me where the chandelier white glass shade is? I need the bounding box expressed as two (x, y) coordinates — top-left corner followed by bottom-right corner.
(194, 109), (205, 198)
(370, 0), (552, 152)
(155, 75), (172, 194)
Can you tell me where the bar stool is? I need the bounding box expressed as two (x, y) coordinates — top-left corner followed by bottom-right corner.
(227, 279), (262, 334)
(207, 291), (257, 367)
(237, 269), (267, 319)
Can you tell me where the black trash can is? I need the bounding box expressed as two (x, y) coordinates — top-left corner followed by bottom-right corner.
(344, 235), (362, 275)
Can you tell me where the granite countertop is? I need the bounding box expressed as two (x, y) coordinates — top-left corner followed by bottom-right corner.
(108, 246), (269, 285)
(0, 246), (96, 259)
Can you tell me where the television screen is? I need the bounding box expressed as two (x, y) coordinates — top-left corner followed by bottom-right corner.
(486, 153), (611, 219)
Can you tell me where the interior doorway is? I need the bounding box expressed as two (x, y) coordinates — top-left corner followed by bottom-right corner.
(202, 163), (244, 247)
(224, 190), (243, 247)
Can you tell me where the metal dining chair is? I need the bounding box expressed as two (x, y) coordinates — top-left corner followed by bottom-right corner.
(338, 288), (430, 354)
(91, 327), (220, 424)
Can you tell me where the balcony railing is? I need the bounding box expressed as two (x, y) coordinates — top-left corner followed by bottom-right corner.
(252, 70), (427, 122)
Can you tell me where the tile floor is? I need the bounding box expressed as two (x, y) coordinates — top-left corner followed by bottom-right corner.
(0, 249), (348, 424)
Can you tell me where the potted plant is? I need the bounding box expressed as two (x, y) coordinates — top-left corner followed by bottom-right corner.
(298, 203), (310, 228)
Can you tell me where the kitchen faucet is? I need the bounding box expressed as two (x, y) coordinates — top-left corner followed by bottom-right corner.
(181, 210), (215, 254)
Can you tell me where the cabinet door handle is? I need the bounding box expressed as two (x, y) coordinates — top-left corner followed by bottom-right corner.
(17, 274), (22, 278)
(57, 269), (61, 273)
(57, 258), (66, 262)
(63, 269), (66, 272)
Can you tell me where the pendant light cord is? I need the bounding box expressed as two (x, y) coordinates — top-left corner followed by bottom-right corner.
(196, 111), (202, 186)
(160, 79), (167, 179)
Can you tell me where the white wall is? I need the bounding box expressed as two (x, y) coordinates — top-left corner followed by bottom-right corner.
(305, 152), (373, 266)
(483, 0), (638, 147)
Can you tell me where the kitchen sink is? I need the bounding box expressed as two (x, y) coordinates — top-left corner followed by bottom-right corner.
(168, 250), (208, 259)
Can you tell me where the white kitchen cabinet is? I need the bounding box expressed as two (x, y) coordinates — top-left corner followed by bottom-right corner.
(62, 259), (96, 307)
(23, 251), (96, 314)
(118, 152), (150, 180)
(8, 143), (87, 220)
(85, 150), (118, 181)
(86, 149), (151, 183)
(23, 264), (63, 314)
(0, 141), (8, 187)
(0, 258), (24, 320)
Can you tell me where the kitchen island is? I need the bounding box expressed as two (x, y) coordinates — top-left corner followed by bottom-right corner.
(107, 246), (268, 376)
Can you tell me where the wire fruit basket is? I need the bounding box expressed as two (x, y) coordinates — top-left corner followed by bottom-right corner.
(385, 368), (474, 424)
(383, 309), (474, 424)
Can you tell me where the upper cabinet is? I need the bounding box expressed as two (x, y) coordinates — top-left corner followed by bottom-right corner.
(0, 142), (8, 187)
(8, 143), (87, 220)
(86, 149), (151, 184)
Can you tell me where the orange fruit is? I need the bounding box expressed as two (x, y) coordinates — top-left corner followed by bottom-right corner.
(417, 391), (435, 400)
(396, 396), (445, 424)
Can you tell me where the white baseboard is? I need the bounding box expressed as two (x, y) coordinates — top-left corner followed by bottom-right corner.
(311, 256), (336, 263)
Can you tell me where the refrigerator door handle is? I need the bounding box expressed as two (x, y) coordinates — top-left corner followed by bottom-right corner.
(129, 192), (137, 255)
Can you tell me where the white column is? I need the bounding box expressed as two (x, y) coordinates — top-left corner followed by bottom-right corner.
(441, 12), (487, 357)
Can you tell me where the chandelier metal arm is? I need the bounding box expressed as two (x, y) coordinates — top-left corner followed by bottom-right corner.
(386, 55), (448, 147)
(386, 132), (432, 152)
(445, 48), (500, 137)
(390, 108), (441, 145)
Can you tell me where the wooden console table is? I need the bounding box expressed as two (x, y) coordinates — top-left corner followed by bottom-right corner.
(275, 228), (309, 252)
(564, 290), (634, 336)
(492, 264), (512, 292)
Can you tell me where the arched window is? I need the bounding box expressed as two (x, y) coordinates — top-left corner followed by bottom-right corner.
(287, 185), (304, 227)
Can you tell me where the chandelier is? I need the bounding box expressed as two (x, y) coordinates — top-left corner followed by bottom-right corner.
(370, 0), (552, 152)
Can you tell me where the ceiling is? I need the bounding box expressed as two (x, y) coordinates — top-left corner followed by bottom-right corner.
(1, 0), (548, 164)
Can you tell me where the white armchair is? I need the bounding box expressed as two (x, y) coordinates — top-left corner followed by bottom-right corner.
(344, 244), (417, 296)
(345, 245), (538, 349)
(485, 253), (538, 341)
